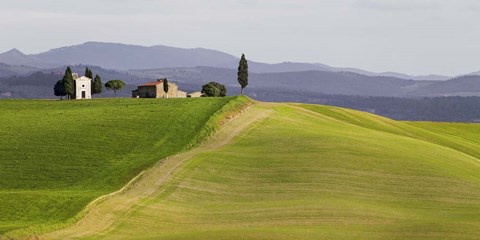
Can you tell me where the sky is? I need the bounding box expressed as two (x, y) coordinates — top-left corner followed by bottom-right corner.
(0, 0), (479, 76)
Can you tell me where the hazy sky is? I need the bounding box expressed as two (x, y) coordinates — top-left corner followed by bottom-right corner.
(0, 0), (479, 76)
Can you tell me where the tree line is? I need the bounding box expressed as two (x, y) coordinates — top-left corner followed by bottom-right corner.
(54, 66), (128, 99)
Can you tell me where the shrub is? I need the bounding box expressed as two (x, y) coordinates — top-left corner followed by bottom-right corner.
(202, 82), (227, 97)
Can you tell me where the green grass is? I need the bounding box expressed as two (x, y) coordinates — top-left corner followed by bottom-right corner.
(0, 97), (250, 235)
(65, 103), (480, 239)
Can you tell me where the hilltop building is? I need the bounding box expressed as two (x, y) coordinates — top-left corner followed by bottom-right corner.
(187, 92), (203, 98)
(132, 79), (187, 98)
(72, 73), (91, 99)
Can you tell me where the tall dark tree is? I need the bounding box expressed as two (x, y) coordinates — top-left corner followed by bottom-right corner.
(92, 74), (102, 95)
(53, 80), (67, 100)
(84, 67), (93, 79)
(237, 53), (249, 95)
(163, 78), (169, 98)
(62, 66), (75, 99)
(105, 79), (125, 96)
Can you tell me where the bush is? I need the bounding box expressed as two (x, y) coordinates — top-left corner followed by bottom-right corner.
(202, 82), (227, 97)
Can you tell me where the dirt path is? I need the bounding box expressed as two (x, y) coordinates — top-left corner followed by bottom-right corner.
(42, 103), (273, 240)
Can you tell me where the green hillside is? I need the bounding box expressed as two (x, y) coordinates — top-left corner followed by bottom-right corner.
(0, 97), (251, 236)
(37, 102), (480, 240)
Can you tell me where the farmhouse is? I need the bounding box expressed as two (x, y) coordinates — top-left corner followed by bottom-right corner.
(132, 79), (187, 98)
(72, 73), (91, 99)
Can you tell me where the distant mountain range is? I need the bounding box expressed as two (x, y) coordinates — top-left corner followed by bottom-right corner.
(0, 42), (472, 80)
(1, 41), (480, 122)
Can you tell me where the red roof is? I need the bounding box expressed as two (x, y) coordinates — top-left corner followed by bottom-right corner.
(140, 79), (165, 87)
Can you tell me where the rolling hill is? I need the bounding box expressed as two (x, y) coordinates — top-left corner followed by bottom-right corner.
(0, 97), (251, 237)
(2, 99), (480, 239)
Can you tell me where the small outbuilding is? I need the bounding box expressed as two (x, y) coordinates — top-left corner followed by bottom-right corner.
(187, 92), (203, 98)
(132, 79), (186, 98)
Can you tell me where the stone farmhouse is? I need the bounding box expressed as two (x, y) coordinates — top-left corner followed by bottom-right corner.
(132, 79), (188, 98)
(72, 73), (91, 99)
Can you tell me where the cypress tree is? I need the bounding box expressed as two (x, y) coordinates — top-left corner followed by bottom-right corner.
(62, 66), (75, 99)
(237, 53), (249, 95)
(84, 67), (93, 79)
(92, 74), (102, 95)
(163, 79), (169, 98)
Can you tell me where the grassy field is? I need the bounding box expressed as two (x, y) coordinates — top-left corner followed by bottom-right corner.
(0, 97), (251, 236)
(39, 102), (480, 239)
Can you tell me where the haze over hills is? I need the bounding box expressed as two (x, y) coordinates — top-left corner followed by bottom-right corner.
(0, 42), (460, 80)
(132, 66), (480, 97)
(0, 63), (38, 78)
(1, 42), (480, 121)
(4, 65), (480, 99)
(469, 70), (480, 76)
